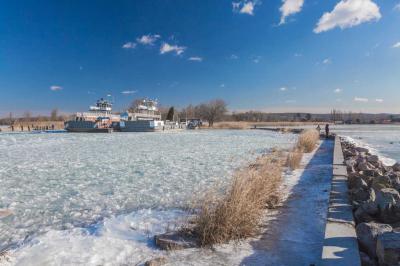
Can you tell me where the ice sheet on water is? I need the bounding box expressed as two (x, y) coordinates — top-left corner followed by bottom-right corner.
(333, 124), (400, 165)
(0, 130), (296, 263)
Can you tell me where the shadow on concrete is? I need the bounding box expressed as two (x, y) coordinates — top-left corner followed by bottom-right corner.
(240, 139), (334, 266)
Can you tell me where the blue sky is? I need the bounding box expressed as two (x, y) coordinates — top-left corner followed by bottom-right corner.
(0, 0), (399, 116)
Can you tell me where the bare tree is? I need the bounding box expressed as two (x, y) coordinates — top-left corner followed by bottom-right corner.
(51, 109), (58, 121)
(23, 111), (31, 122)
(128, 98), (146, 112)
(197, 99), (227, 127)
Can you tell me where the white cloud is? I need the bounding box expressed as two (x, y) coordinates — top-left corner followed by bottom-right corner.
(334, 88), (342, 93)
(395, 3), (400, 11)
(375, 98), (384, 103)
(252, 56), (261, 63)
(160, 43), (186, 55)
(220, 84), (226, 88)
(137, 34), (160, 45)
(188, 56), (203, 62)
(280, 87), (287, 91)
(279, 0), (304, 25)
(232, 1), (259, 15)
(230, 54), (239, 59)
(354, 97), (369, 102)
(323, 58), (332, 64)
(314, 0), (381, 34)
(50, 86), (62, 91)
(121, 90), (137, 95)
(392, 42), (400, 48)
(294, 53), (303, 57)
(122, 42), (136, 49)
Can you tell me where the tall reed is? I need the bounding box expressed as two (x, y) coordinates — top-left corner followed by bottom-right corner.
(186, 153), (283, 246)
(296, 129), (320, 153)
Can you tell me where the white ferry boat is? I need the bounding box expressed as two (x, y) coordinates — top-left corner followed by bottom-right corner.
(65, 98), (120, 133)
(119, 99), (178, 132)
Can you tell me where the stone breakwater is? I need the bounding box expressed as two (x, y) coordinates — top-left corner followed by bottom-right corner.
(341, 139), (400, 266)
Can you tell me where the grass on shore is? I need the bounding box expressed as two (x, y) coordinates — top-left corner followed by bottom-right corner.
(296, 129), (320, 153)
(286, 129), (320, 170)
(185, 151), (284, 246)
(181, 129), (320, 247)
(286, 148), (303, 170)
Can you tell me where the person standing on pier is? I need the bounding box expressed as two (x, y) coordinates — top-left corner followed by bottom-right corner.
(325, 124), (330, 138)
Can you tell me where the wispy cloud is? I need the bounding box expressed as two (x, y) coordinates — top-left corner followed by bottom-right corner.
(137, 34), (161, 46)
(122, 42), (136, 49)
(294, 53), (303, 57)
(160, 43), (186, 55)
(280, 87), (287, 91)
(323, 58), (332, 64)
(188, 56), (203, 62)
(220, 84), (226, 88)
(354, 97), (369, 102)
(279, 0), (304, 25)
(121, 90), (137, 95)
(252, 56), (261, 63)
(232, 1), (259, 15)
(392, 42), (400, 48)
(395, 2), (400, 11)
(334, 88), (342, 93)
(314, 0), (381, 33)
(230, 54), (239, 59)
(50, 85), (62, 91)
(375, 98), (384, 103)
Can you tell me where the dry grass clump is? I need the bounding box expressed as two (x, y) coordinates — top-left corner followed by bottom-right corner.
(186, 152), (284, 246)
(286, 148), (303, 170)
(296, 129), (320, 153)
(211, 121), (251, 129)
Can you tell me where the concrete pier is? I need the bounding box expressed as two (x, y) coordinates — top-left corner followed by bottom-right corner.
(321, 136), (361, 265)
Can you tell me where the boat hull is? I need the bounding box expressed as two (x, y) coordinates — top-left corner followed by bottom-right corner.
(65, 121), (113, 133)
(119, 120), (161, 132)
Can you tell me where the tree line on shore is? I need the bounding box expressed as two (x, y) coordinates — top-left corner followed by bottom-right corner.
(2, 100), (400, 126)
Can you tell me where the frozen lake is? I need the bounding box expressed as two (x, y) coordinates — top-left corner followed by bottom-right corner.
(0, 130), (296, 265)
(332, 124), (400, 165)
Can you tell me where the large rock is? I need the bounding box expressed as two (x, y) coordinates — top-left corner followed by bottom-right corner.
(358, 162), (373, 172)
(367, 155), (380, 164)
(344, 148), (357, 158)
(155, 231), (198, 250)
(357, 147), (370, 153)
(364, 168), (383, 178)
(351, 188), (373, 203)
(349, 174), (369, 190)
(356, 222), (392, 258)
(371, 176), (392, 191)
(387, 174), (400, 191)
(392, 163), (400, 172)
(375, 188), (400, 223)
(355, 200), (379, 224)
(376, 232), (400, 266)
(360, 251), (378, 266)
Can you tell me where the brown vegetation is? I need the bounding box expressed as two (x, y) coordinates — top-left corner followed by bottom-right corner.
(286, 129), (320, 170)
(296, 129), (320, 153)
(286, 148), (303, 170)
(185, 151), (284, 246)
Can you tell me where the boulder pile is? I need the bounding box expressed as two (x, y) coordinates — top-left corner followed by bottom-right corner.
(342, 140), (400, 266)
